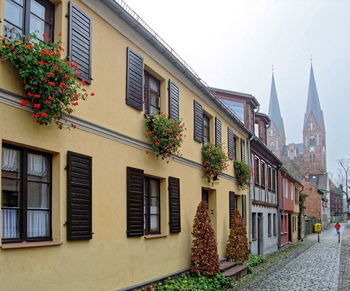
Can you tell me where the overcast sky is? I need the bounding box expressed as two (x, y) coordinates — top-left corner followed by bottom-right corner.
(124, 0), (350, 178)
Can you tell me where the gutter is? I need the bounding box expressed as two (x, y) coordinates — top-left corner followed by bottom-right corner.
(248, 134), (257, 249)
(101, 0), (252, 136)
(277, 164), (282, 248)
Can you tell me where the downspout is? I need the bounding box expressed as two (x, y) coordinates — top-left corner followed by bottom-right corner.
(277, 164), (282, 248)
(248, 133), (256, 252)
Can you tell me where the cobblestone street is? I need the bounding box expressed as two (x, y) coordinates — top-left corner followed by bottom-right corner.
(246, 223), (349, 291)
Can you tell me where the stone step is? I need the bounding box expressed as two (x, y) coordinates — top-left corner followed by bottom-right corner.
(219, 261), (237, 272)
(222, 264), (248, 281)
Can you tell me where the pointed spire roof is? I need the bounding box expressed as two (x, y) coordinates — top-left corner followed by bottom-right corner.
(304, 64), (324, 128)
(268, 73), (284, 134)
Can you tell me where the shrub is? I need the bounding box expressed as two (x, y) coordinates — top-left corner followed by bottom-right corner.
(234, 161), (252, 189)
(202, 143), (229, 183)
(191, 201), (220, 275)
(0, 33), (92, 129)
(145, 113), (185, 159)
(243, 254), (265, 273)
(226, 210), (249, 262)
(156, 273), (233, 290)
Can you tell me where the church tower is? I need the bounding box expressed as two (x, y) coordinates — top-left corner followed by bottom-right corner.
(303, 64), (327, 174)
(267, 73), (286, 159)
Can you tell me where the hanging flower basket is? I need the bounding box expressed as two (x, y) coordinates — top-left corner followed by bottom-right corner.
(234, 161), (252, 189)
(202, 143), (229, 183)
(0, 33), (94, 129)
(144, 112), (185, 160)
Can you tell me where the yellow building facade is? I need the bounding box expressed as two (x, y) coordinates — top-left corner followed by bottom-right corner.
(292, 183), (301, 243)
(0, 0), (251, 290)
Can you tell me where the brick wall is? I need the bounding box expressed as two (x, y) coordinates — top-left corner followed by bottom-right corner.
(302, 180), (321, 220)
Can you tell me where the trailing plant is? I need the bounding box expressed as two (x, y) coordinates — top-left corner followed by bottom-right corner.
(0, 33), (93, 129)
(242, 254), (265, 273)
(299, 192), (308, 212)
(202, 143), (229, 183)
(234, 160), (252, 189)
(145, 113), (185, 159)
(226, 209), (249, 262)
(156, 273), (233, 290)
(191, 201), (220, 276)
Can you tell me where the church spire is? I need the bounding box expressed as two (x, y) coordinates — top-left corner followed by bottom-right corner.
(268, 73), (284, 134)
(304, 64), (324, 129)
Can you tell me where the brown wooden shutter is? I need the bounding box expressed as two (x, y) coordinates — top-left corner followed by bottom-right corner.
(215, 117), (222, 146)
(169, 177), (181, 233)
(227, 127), (234, 159)
(168, 80), (179, 120)
(67, 151), (92, 240)
(242, 195), (247, 224)
(68, 2), (92, 84)
(229, 191), (236, 228)
(193, 100), (203, 142)
(126, 167), (144, 237)
(126, 48), (144, 110)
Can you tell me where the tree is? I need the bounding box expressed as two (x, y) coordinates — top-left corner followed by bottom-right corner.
(226, 210), (249, 262)
(280, 157), (304, 180)
(337, 159), (350, 213)
(191, 201), (219, 275)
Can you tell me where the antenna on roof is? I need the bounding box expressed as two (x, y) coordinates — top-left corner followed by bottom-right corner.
(310, 55), (313, 64)
(272, 65), (274, 73)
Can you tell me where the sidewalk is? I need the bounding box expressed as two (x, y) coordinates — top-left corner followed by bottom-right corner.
(339, 222), (350, 291)
(231, 233), (318, 290)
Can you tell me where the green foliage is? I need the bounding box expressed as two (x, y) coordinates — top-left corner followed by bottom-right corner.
(202, 143), (229, 183)
(243, 254), (265, 273)
(145, 113), (185, 159)
(156, 273), (233, 291)
(299, 192), (308, 212)
(234, 161), (252, 189)
(0, 33), (92, 129)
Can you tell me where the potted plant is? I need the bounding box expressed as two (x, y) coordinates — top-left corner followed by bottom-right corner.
(202, 143), (229, 183)
(234, 160), (252, 189)
(0, 33), (93, 129)
(144, 112), (185, 160)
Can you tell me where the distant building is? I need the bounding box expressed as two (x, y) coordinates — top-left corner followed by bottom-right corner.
(329, 180), (343, 222)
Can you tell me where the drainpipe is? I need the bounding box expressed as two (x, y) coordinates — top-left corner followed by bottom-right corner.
(248, 134), (256, 251)
(277, 164), (282, 248)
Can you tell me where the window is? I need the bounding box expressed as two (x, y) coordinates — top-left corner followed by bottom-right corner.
(268, 214), (271, 236)
(241, 139), (246, 161)
(273, 214), (276, 235)
(261, 161), (265, 187)
(252, 212), (256, 240)
(268, 166), (272, 190)
(144, 71), (160, 115)
(203, 113), (210, 143)
(222, 99), (245, 122)
(254, 157), (259, 185)
(291, 185), (294, 200)
(272, 169), (276, 192)
(1, 145), (51, 242)
(202, 189), (209, 204)
(4, 0), (54, 41)
(144, 177), (160, 235)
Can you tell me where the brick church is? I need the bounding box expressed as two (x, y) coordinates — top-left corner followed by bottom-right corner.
(267, 64), (332, 227)
(267, 64), (327, 176)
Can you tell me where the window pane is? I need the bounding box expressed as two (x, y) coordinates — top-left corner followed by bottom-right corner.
(30, 14), (45, 40)
(149, 78), (159, 92)
(27, 182), (49, 209)
(150, 92), (158, 107)
(150, 198), (159, 214)
(2, 209), (20, 238)
(2, 148), (21, 179)
(31, 0), (45, 18)
(4, 0), (23, 27)
(150, 215), (159, 232)
(149, 179), (159, 197)
(1, 178), (20, 208)
(27, 210), (49, 237)
(27, 153), (49, 182)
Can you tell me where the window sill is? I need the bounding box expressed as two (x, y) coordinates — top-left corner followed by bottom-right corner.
(252, 238), (257, 241)
(144, 234), (167, 239)
(1, 241), (62, 250)
(268, 234), (272, 237)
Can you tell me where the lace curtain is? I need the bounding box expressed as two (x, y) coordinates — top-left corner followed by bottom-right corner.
(1, 148), (19, 172)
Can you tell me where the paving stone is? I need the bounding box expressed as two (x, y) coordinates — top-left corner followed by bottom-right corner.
(244, 225), (346, 291)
